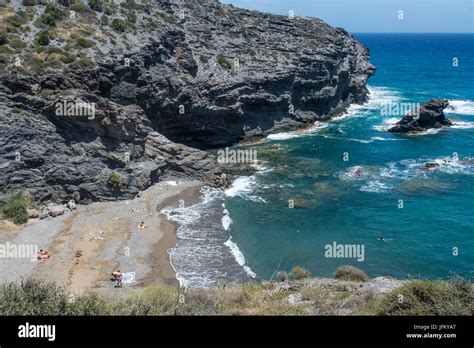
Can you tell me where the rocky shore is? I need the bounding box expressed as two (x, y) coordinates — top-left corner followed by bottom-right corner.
(0, 0), (374, 206)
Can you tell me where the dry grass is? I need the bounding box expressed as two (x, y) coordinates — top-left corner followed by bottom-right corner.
(0, 276), (471, 316)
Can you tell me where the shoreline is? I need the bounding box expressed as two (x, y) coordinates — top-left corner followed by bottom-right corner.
(155, 184), (205, 288)
(0, 180), (203, 297)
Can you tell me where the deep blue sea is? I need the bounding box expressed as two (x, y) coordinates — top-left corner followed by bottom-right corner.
(166, 34), (474, 287)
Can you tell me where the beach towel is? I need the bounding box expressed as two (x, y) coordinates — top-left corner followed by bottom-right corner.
(122, 272), (136, 284)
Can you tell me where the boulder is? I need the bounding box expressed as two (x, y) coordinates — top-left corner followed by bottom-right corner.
(48, 205), (65, 217)
(388, 99), (451, 134)
(27, 208), (39, 218)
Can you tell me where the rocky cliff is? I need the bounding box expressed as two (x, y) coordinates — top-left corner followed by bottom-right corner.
(0, 0), (374, 204)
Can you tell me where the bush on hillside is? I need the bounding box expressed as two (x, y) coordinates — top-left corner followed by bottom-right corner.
(290, 266), (311, 280)
(334, 265), (369, 282)
(1, 193), (31, 225)
(111, 18), (126, 32)
(107, 171), (122, 188)
(274, 271), (289, 282)
(372, 278), (473, 315)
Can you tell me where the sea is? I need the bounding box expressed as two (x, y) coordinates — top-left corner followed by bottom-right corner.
(162, 34), (474, 287)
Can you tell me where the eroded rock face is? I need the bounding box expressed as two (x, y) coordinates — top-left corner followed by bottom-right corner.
(388, 99), (451, 134)
(0, 0), (374, 205)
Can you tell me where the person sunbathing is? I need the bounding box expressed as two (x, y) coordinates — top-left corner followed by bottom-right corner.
(111, 270), (122, 280)
(37, 249), (52, 260)
(111, 270), (123, 288)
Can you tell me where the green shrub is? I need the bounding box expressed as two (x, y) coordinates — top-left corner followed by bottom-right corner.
(70, 57), (94, 69)
(125, 11), (137, 23)
(107, 171), (122, 188)
(290, 266), (311, 280)
(6, 13), (29, 28)
(45, 3), (64, 20)
(8, 36), (27, 50)
(22, 0), (37, 6)
(57, 0), (75, 7)
(0, 278), (111, 315)
(59, 51), (75, 64)
(0, 278), (67, 315)
(334, 265), (369, 282)
(75, 37), (94, 48)
(0, 45), (11, 55)
(0, 32), (7, 45)
(41, 14), (57, 27)
(70, 2), (89, 12)
(36, 30), (51, 46)
(111, 18), (126, 32)
(104, 6), (115, 16)
(2, 197), (28, 225)
(115, 285), (178, 315)
(41, 3), (63, 27)
(65, 294), (111, 315)
(373, 278), (473, 316)
(100, 14), (109, 26)
(199, 55), (208, 63)
(274, 271), (289, 282)
(121, 0), (141, 10)
(88, 0), (103, 12)
(217, 54), (231, 70)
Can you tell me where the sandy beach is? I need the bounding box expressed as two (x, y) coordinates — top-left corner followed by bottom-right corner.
(0, 180), (203, 298)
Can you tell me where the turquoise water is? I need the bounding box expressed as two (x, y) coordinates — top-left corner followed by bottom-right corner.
(224, 34), (474, 281)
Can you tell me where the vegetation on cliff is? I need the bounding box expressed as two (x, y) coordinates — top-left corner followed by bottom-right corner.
(1, 273), (471, 316)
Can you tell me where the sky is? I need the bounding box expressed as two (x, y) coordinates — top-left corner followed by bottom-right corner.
(220, 0), (474, 33)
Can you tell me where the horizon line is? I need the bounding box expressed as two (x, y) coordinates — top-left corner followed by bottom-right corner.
(351, 32), (474, 34)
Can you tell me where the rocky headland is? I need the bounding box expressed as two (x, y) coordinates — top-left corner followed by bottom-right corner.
(0, 0), (375, 206)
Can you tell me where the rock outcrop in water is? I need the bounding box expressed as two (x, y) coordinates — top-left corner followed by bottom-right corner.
(388, 99), (451, 134)
(0, 0), (374, 205)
